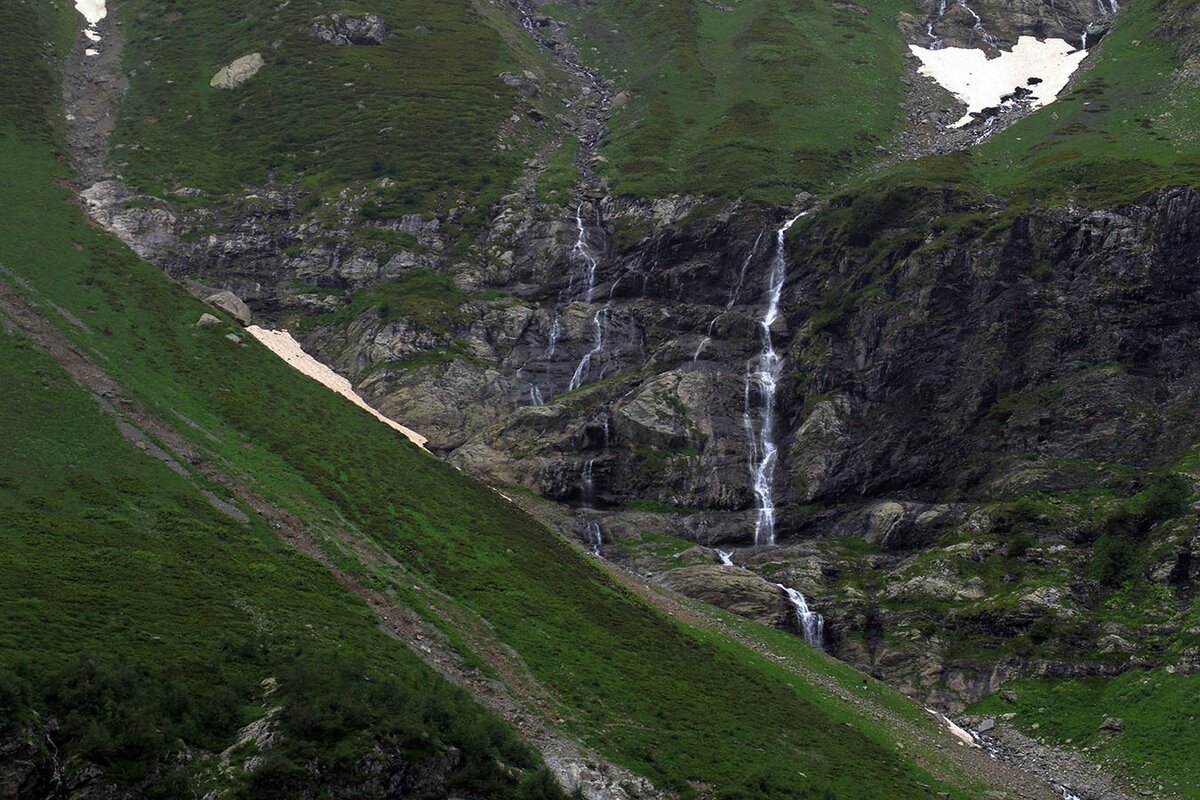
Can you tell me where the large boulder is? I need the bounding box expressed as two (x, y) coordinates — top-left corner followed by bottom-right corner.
(657, 565), (791, 627)
(210, 53), (265, 90)
(205, 290), (252, 326)
(310, 14), (387, 46)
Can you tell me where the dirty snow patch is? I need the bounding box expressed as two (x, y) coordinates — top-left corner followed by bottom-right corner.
(926, 708), (982, 748)
(246, 326), (429, 449)
(910, 36), (1088, 127)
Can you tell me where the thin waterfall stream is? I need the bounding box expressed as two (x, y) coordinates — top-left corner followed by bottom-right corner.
(567, 201), (609, 391)
(578, 458), (603, 555)
(527, 201), (606, 401)
(743, 213), (805, 547)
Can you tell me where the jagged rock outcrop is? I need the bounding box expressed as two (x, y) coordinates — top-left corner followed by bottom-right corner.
(310, 14), (387, 46)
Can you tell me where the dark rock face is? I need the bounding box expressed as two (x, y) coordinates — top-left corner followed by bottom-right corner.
(309, 15), (387, 46)
(782, 187), (1200, 508)
(0, 725), (114, 800)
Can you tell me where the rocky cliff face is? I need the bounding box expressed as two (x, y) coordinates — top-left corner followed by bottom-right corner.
(93, 141), (1200, 705)
(71, 0), (1198, 709)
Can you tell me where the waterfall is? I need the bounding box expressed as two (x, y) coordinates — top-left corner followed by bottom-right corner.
(582, 518), (603, 555)
(569, 307), (607, 391)
(716, 549), (735, 567)
(529, 385), (545, 406)
(775, 583), (824, 648)
(743, 213), (805, 546)
(546, 314), (561, 358)
(957, 0), (998, 49)
(1059, 788), (1082, 800)
(581, 458), (597, 504)
(573, 202), (599, 302)
(563, 200), (610, 391)
(926, 0), (997, 50)
(578, 459), (603, 555)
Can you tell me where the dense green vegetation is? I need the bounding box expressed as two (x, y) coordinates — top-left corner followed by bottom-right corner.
(1, 3), (559, 795)
(0, 234), (557, 797)
(544, 0), (910, 200)
(111, 0), (550, 213)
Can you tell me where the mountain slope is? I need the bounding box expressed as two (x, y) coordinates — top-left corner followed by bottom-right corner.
(9, 0), (1200, 797)
(0, 3), (1069, 798)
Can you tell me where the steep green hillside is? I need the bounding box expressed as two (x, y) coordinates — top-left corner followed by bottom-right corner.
(548, 0), (910, 200)
(1, 4), (1024, 799)
(0, 3), (562, 797)
(972, 0), (1200, 205)
(111, 0), (557, 213)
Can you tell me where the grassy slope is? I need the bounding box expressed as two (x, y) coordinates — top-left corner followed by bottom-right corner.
(845, 0), (1200, 211)
(545, 0), (910, 201)
(0, 3), (562, 797)
(970, 670), (1200, 798)
(0, 136), (976, 799)
(970, 0), (1200, 206)
(0, 5), (1011, 800)
(111, 0), (545, 213)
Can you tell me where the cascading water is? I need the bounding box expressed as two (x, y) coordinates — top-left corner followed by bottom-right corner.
(528, 203), (604, 404)
(569, 308), (607, 391)
(775, 583), (824, 648)
(716, 549), (735, 567)
(743, 213), (805, 546)
(578, 459), (603, 555)
(926, 0), (998, 50)
(546, 315), (561, 357)
(573, 202), (600, 303)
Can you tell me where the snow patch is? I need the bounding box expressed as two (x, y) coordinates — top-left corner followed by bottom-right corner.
(926, 708), (982, 748)
(76, 0), (106, 55)
(75, 0), (106, 25)
(246, 326), (429, 449)
(909, 36), (1088, 127)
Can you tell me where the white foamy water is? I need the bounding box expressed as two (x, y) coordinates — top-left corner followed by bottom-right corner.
(910, 36), (1088, 127)
(744, 214), (805, 546)
(573, 202), (599, 303)
(246, 326), (428, 449)
(775, 583), (824, 648)
(716, 549), (735, 567)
